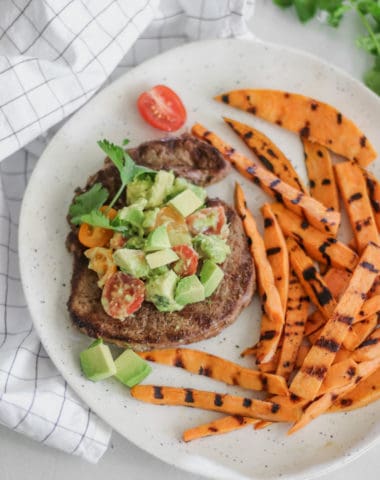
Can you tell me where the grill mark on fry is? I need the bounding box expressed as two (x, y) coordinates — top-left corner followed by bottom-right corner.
(243, 398), (252, 408)
(214, 394), (223, 407)
(270, 179), (281, 188)
(360, 261), (379, 273)
(244, 131), (253, 139)
(259, 155), (275, 172)
(153, 386), (164, 399)
(174, 355), (184, 368)
(359, 337), (379, 348)
(260, 330), (277, 341)
(349, 192), (363, 203)
(304, 366), (327, 380)
(321, 178), (331, 185)
(340, 398), (353, 407)
(360, 136), (367, 147)
(208, 426), (218, 432)
(337, 113), (343, 124)
(185, 389), (194, 403)
(266, 247), (282, 256)
(271, 403), (280, 413)
(315, 336), (340, 352)
(221, 94), (229, 104)
(337, 315), (354, 325)
(264, 217), (274, 228)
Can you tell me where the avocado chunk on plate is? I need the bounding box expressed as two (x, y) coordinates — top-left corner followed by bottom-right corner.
(145, 225), (171, 252)
(114, 349), (152, 387)
(169, 188), (203, 217)
(80, 339), (116, 382)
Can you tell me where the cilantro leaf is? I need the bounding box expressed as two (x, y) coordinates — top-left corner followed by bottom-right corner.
(97, 139), (135, 185)
(79, 210), (130, 233)
(273, 0), (294, 7)
(294, 0), (318, 22)
(69, 183), (108, 225)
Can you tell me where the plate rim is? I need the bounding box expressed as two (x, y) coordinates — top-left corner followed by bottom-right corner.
(18, 37), (380, 480)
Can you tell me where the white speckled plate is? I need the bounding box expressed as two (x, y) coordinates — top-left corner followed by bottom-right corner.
(19, 39), (380, 480)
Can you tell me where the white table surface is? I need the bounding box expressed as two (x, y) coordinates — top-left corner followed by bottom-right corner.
(2, 1), (379, 479)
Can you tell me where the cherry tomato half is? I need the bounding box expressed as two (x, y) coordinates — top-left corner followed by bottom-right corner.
(186, 206), (226, 236)
(137, 85), (186, 132)
(78, 206), (117, 248)
(101, 271), (145, 320)
(172, 245), (199, 277)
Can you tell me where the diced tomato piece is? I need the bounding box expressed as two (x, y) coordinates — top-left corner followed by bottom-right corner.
(101, 272), (145, 319)
(137, 85), (186, 132)
(78, 206), (117, 248)
(186, 206), (226, 236)
(84, 247), (117, 288)
(172, 245), (199, 277)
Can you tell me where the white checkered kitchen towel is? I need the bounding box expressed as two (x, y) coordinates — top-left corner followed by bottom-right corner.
(0, 0), (254, 463)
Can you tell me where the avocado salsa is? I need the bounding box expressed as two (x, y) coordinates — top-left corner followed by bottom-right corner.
(69, 139), (231, 320)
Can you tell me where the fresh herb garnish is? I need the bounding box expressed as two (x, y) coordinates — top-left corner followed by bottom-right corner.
(273, 0), (380, 95)
(69, 138), (155, 228)
(69, 183), (109, 225)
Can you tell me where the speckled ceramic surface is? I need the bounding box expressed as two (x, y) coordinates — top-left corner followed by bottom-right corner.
(19, 39), (380, 479)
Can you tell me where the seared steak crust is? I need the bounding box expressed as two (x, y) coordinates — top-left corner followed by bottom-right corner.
(128, 133), (230, 186)
(67, 135), (255, 350)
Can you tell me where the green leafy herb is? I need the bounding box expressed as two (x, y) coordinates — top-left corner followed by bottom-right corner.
(69, 138), (155, 226)
(69, 183), (109, 225)
(272, 0), (380, 95)
(97, 139), (154, 208)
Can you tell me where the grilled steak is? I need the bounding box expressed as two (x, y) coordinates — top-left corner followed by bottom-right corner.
(128, 133), (230, 186)
(67, 135), (255, 350)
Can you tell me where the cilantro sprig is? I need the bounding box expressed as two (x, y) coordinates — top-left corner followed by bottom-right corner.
(68, 138), (154, 230)
(273, 0), (380, 95)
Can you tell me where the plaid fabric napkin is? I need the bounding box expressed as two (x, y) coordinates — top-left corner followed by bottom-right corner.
(0, 0), (254, 463)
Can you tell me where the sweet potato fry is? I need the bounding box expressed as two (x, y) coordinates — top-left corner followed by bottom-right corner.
(304, 269), (354, 336)
(329, 367), (380, 412)
(304, 311), (326, 336)
(130, 385), (300, 422)
(271, 203), (357, 270)
(352, 328), (380, 362)
(289, 357), (380, 433)
(276, 271), (310, 380)
(287, 237), (337, 320)
(139, 348), (288, 395)
(357, 295), (380, 321)
(363, 169), (380, 232)
(235, 183), (284, 363)
(322, 268), (352, 300)
(343, 314), (378, 351)
(335, 161), (379, 253)
(214, 89), (376, 166)
(302, 139), (339, 211)
(224, 117), (307, 192)
(317, 358), (359, 395)
(191, 123), (340, 235)
(333, 348), (352, 364)
(290, 242), (380, 400)
(257, 341), (281, 373)
(261, 203), (289, 311)
(295, 338), (311, 368)
(183, 415), (257, 442)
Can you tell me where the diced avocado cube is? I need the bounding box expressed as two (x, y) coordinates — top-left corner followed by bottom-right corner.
(175, 275), (205, 305)
(145, 225), (171, 252)
(167, 225), (192, 247)
(114, 349), (152, 387)
(113, 249), (150, 278)
(80, 339), (116, 382)
(147, 170), (175, 207)
(118, 206), (145, 229)
(143, 208), (159, 230)
(169, 189), (203, 217)
(192, 234), (231, 264)
(146, 249), (178, 269)
(200, 260), (224, 297)
(166, 177), (207, 203)
(145, 270), (183, 312)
